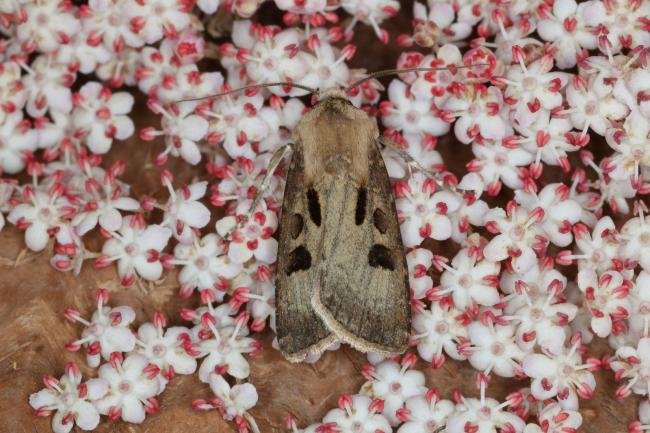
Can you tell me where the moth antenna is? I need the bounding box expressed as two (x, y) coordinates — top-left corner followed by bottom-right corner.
(344, 63), (488, 92)
(177, 81), (318, 103)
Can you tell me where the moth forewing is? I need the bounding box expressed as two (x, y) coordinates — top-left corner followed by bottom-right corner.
(276, 91), (410, 362)
(275, 142), (340, 362)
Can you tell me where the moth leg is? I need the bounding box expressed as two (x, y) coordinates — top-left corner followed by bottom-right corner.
(378, 136), (452, 191)
(248, 143), (293, 216)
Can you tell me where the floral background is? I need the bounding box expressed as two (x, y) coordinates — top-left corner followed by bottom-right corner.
(0, 0), (649, 432)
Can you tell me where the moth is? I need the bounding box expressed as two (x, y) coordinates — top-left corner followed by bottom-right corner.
(190, 65), (481, 363)
(275, 87), (410, 362)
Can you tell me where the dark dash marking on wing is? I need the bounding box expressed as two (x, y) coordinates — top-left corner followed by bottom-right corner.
(285, 246), (312, 275)
(307, 188), (321, 226)
(373, 208), (389, 234)
(289, 213), (303, 239)
(355, 187), (367, 225)
(368, 244), (394, 270)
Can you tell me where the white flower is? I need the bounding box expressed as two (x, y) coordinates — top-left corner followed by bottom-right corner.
(537, 403), (583, 433)
(361, 359), (426, 426)
(322, 394), (392, 433)
(204, 90), (273, 159)
(505, 279), (576, 354)
(446, 393), (526, 433)
(395, 173), (462, 247)
(397, 391), (454, 433)
(606, 111), (650, 181)
(514, 183), (581, 247)
(129, 0), (192, 45)
(536, 0), (604, 69)
(621, 271), (650, 346)
(137, 42), (222, 102)
(216, 205), (278, 264)
(571, 217), (621, 273)
(99, 215), (172, 285)
(577, 269), (631, 338)
(503, 54), (569, 127)
(468, 139), (534, 193)
(16, 0), (81, 53)
(0, 61), (27, 122)
(64, 289), (137, 367)
(300, 37), (352, 91)
(72, 82), (135, 154)
(7, 187), (67, 251)
(197, 313), (257, 381)
(442, 85), (509, 144)
(438, 247), (501, 310)
(136, 317), (197, 382)
(522, 345), (597, 410)
(513, 110), (578, 170)
(593, 0), (650, 53)
(174, 233), (243, 299)
(620, 212), (650, 272)
(483, 204), (545, 273)
(0, 112), (38, 174)
(142, 101), (209, 165)
(257, 97), (305, 153)
(22, 55), (75, 118)
(72, 174), (139, 235)
(340, 0), (400, 41)
(611, 338), (650, 399)
(412, 301), (468, 367)
(212, 152), (285, 207)
(397, 46), (463, 101)
(412, 2), (472, 45)
(237, 21), (310, 95)
(95, 45), (142, 88)
(382, 79), (450, 143)
(162, 180), (211, 242)
(468, 322), (526, 377)
(231, 263), (277, 330)
(81, 0), (145, 50)
(490, 18), (542, 64)
(56, 31), (112, 75)
(566, 75), (629, 136)
(29, 362), (107, 433)
(208, 373), (258, 420)
(95, 353), (161, 424)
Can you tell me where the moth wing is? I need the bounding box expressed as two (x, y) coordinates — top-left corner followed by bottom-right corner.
(275, 143), (337, 362)
(311, 140), (410, 355)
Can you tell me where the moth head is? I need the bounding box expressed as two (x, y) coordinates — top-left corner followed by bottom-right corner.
(316, 87), (349, 102)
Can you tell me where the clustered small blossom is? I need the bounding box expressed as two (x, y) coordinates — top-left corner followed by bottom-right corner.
(31, 288), (261, 432)
(8, 0), (649, 431)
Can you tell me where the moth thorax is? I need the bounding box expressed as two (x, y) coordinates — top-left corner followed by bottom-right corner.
(318, 87), (348, 101)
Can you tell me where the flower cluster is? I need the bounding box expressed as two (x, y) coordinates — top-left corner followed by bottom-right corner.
(290, 354), (531, 433)
(7, 0), (649, 432)
(31, 288), (261, 432)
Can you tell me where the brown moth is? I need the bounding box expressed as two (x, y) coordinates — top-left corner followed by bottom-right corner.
(183, 65), (481, 363)
(275, 88), (410, 363)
